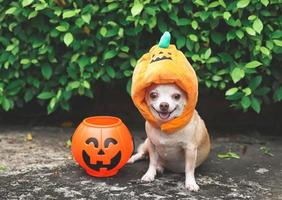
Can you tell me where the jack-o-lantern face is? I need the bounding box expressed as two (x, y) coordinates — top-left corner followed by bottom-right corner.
(71, 116), (134, 177)
(82, 137), (121, 171)
(150, 50), (172, 63)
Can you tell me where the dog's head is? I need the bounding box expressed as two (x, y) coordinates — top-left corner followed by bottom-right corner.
(145, 84), (187, 123)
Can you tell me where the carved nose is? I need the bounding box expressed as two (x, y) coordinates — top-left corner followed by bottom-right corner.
(160, 102), (169, 111)
(98, 149), (105, 155)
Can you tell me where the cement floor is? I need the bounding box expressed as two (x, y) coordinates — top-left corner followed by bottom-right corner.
(0, 126), (281, 200)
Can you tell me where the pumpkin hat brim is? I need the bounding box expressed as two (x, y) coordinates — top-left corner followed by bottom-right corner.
(131, 32), (198, 133)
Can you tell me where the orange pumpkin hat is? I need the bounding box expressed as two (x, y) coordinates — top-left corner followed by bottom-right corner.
(131, 32), (198, 133)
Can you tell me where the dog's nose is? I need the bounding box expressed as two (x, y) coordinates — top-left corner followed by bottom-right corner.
(160, 102), (169, 111)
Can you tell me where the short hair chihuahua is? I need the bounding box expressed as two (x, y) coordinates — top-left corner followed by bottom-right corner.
(128, 83), (210, 191)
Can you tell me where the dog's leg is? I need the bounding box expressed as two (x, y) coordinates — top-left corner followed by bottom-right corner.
(184, 147), (199, 192)
(141, 139), (158, 182)
(156, 161), (164, 174)
(127, 138), (148, 164)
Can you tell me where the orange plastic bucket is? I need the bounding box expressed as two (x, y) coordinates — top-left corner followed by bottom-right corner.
(71, 116), (134, 177)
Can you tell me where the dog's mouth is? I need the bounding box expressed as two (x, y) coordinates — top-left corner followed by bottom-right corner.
(152, 106), (178, 120)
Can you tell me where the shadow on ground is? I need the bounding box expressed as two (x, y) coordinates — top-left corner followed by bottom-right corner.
(0, 126), (281, 200)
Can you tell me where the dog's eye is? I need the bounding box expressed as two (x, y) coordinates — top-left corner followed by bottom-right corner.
(172, 94), (181, 100)
(150, 92), (158, 100)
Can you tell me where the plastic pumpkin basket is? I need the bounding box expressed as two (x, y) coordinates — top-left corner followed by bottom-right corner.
(71, 116), (134, 177)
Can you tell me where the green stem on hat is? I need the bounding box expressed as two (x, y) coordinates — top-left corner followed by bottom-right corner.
(158, 31), (171, 48)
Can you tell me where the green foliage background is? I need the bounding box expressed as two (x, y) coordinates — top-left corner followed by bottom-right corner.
(0, 0), (281, 114)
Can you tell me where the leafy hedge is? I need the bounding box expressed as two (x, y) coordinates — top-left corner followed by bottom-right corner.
(0, 0), (281, 114)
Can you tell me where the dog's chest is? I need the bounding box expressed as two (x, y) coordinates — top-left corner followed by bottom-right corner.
(146, 122), (195, 160)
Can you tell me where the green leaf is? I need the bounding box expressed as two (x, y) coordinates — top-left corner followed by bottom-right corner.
(41, 64), (53, 80)
(248, 15), (257, 21)
(20, 58), (30, 65)
(67, 81), (80, 90)
(82, 14), (91, 24)
(66, 139), (72, 148)
(251, 97), (261, 113)
(0, 165), (6, 172)
(225, 87), (239, 96)
(47, 97), (57, 114)
(191, 20), (198, 30)
(241, 96), (251, 109)
(56, 22), (69, 32)
(243, 88), (252, 96)
(260, 146), (274, 157)
(121, 46), (129, 52)
(78, 56), (89, 68)
(212, 75), (222, 81)
(126, 79), (132, 95)
(104, 50), (117, 60)
(249, 76), (262, 90)
(177, 18), (190, 26)
(63, 10), (76, 19)
(273, 40), (282, 47)
(231, 68), (245, 83)
(253, 18), (263, 34)
(2, 98), (11, 111)
(260, 47), (270, 56)
(273, 86), (282, 102)
(189, 34), (198, 42)
(245, 61), (262, 68)
(261, 0), (269, 6)
(218, 0), (226, 7)
(217, 151), (240, 159)
(64, 33), (74, 46)
(131, 1), (144, 17)
(237, 0), (250, 8)
(208, 1), (220, 8)
(106, 67), (116, 78)
(211, 31), (224, 45)
(245, 27), (256, 36)
(34, 3), (46, 11)
(22, 0), (33, 7)
(124, 70), (132, 77)
(5, 7), (17, 15)
(130, 58), (137, 67)
(28, 11), (38, 19)
(37, 92), (54, 100)
(100, 27), (107, 37)
(223, 11), (231, 20)
(235, 30), (244, 39)
(82, 80), (90, 89)
(24, 90), (34, 102)
(204, 48), (211, 59)
(176, 36), (186, 48)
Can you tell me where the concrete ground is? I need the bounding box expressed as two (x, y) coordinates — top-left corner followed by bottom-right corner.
(0, 126), (281, 200)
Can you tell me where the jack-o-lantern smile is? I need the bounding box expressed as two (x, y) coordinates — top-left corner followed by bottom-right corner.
(82, 150), (121, 171)
(150, 52), (172, 63)
(82, 137), (121, 171)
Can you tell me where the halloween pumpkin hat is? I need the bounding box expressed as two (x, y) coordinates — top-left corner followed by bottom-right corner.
(131, 32), (198, 133)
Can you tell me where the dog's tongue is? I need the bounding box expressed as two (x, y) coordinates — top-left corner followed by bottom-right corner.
(159, 112), (170, 119)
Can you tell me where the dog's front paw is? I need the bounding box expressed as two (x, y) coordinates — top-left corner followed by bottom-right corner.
(185, 180), (199, 192)
(141, 172), (156, 182)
